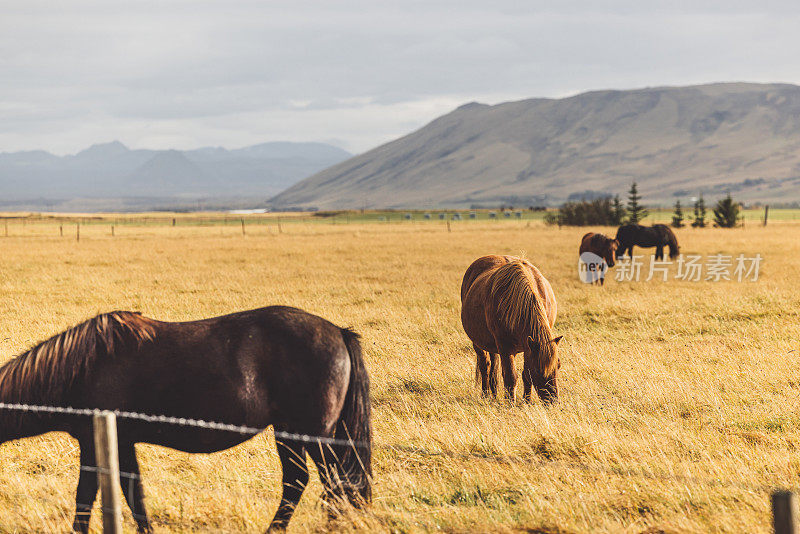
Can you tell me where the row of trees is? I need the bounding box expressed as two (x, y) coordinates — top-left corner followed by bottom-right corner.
(671, 194), (740, 228)
(546, 182), (742, 228)
(544, 183), (648, 226)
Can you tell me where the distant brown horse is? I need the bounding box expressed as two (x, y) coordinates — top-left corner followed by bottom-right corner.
(0, 306), (372, 533)
(460, 255), (562, 403)
(579, 232), (619, 285)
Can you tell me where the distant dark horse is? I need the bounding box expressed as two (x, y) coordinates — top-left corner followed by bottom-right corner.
(615, 224), (680, 260)
(0, 306), (372, 533)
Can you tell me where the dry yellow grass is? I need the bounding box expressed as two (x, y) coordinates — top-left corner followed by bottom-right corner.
(1, 218), (800, 533)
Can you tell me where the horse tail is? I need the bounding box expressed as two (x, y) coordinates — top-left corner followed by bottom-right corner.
(334, 328), (373, 505)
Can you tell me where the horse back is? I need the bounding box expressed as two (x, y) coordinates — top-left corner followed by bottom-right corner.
(460, 255), (513, 301)
(615, 224), (637, 243)
(78, 306), (352, 450)
(486, 259), (557, 351)
(579, 232), (612, 255)
(461, 256), (556, 354)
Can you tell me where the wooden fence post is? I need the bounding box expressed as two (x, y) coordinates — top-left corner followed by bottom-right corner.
(93, 411), (123, 533)
(241, 219), (246, 236)
(764, 205), (769, 226)
(111, 225), (115, 237)
(76, 223), (80, 242)
(773, 490), (798, 534)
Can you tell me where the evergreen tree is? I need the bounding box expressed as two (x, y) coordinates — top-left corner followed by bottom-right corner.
(691, 195), (706, 228)
(671, 200), (684, 228)
(626, 182), (648, 223)
(611, 195), (625, 225)
(713, 193), (740, 228)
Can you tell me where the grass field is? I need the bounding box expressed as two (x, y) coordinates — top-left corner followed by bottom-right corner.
(1, 215), (800, 533)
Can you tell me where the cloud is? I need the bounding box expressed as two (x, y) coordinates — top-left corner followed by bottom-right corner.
(2, 1), (800, 154)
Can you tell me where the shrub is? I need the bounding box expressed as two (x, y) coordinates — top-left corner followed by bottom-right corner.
(713, 194), (741, 228)
(544, 197), (619, 226)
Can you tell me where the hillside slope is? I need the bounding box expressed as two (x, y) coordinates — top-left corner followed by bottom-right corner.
(271, 83), (800, 208)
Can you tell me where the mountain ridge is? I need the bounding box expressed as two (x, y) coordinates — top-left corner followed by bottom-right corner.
(271, 82), (800, 209)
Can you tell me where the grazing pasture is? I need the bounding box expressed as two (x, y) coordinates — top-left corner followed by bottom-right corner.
(1, 214), (800, 533)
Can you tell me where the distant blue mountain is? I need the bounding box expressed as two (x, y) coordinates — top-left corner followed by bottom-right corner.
(0, 141), (351, 208)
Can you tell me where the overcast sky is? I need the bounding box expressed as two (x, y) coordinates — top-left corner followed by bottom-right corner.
(3, 1), (800, 155)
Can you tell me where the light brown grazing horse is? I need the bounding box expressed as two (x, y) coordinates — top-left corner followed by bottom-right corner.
(460, 255), (562, 403)
(579, 232), (619, 285)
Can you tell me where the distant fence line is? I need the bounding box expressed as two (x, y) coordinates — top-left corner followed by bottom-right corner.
(0, 208), (796, 232)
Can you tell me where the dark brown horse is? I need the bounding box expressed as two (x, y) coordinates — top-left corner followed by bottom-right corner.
(460, 255), (562, 404)
(579, 232), (619, 285)
(0, 306), (372, 533)
(615, 223), (679, 260)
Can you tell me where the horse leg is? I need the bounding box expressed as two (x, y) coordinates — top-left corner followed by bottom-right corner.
(488, 353), (500, 398)
(474, 344), (491, 396)
(73, 440), (98, 533)
(267, 437), (309, 532)
(306, 443), (339, 507)
(500, 353), (517, 402)
(306, 442), (352, 520)
(522, 355), (534, 402)
(118, 441), (152, 533)
(655, 245), (663, 261)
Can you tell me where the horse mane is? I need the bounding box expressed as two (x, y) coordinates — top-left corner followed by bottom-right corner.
(0, 311), (156, 404)
(490, 260), (557, 377)
(588, 233), (613, 250)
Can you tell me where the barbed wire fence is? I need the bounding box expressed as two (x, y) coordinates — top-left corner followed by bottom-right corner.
(0, 402), (372, 533)
(0, 401), (798, 533)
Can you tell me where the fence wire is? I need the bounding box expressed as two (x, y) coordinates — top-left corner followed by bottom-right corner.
(1, 401), (365, 530)
(0, 401), (793, 531)
(0, 401), (368, 448)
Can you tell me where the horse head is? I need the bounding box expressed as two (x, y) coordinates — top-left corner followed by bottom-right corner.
(526, 335), (563, 404)
(605, 239), (620, 267)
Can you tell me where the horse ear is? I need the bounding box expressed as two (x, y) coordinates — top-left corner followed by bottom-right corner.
(552, 335), (564, 345)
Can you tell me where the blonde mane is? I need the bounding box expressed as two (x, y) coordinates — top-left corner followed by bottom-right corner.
(0, 311), (156, 403)
(490, 260), (557, 377)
